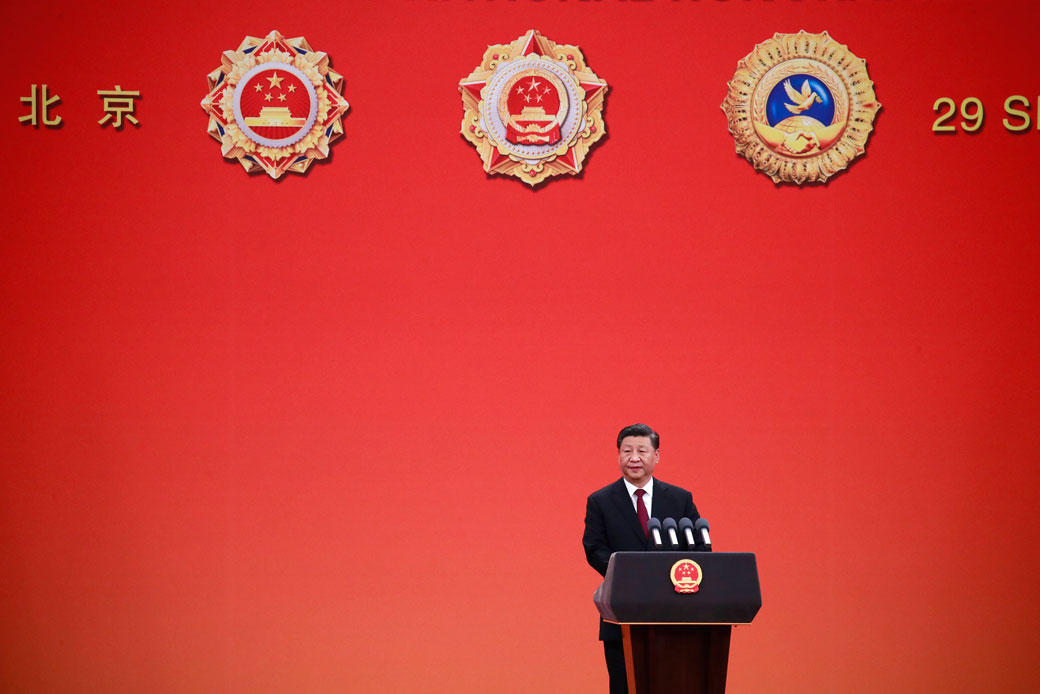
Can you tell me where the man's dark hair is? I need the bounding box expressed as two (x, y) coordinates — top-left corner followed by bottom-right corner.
(616, 423), (660, 450)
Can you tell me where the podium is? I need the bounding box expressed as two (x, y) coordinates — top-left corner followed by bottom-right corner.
(594, 552), (761, 694)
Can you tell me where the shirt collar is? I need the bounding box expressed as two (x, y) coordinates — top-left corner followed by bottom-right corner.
(622, 476), (654, 499)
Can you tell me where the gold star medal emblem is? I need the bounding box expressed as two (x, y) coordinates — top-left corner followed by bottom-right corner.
(459, 30), (608, 186)
(670, 559), (703, 594)
(200, 30), (349, 180)
(721, 31), (881, 185)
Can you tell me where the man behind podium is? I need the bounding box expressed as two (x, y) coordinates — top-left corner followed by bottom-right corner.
(582, 423), (701, 694)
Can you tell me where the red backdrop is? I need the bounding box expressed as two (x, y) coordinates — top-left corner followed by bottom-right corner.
(2, 1), (1039, 692)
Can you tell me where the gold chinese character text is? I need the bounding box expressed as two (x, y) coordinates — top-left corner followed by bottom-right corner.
(19, 84), (62, 127)
(97, 86), (141, 128)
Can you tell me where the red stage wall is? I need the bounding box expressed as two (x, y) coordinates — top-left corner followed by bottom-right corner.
(2, 1), (1039, 692)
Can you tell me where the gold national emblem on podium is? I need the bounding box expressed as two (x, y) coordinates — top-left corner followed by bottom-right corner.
(459, 30), (608, 186)
(670, 559), (703, 594)
(721, 31), (881, 184)
(200, 30), (349, 179)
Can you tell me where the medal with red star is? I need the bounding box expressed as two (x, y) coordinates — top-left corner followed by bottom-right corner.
(459, 30), (608, 186)
(200, 30), (349, 180)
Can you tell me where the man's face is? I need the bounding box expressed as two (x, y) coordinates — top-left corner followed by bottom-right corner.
(618, 435), (659, 487)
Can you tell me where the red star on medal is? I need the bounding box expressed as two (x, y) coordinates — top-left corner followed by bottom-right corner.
(459, 30), (608, 186)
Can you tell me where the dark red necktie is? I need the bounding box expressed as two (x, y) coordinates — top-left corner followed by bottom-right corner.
(635, 489), (649, 538)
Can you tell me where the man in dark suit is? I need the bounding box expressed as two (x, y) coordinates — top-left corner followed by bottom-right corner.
(582, 423), (702, 694)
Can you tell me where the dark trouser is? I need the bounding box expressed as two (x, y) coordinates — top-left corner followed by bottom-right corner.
(604, 640), (628, 694)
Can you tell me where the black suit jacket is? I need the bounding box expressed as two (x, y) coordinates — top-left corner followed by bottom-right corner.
(582, 477), (700, 641)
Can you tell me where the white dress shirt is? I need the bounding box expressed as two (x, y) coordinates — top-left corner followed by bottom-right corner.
(622, 476), (654, 519)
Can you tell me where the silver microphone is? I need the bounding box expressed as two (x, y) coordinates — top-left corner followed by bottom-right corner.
(694, 518), (712, 550)
(662, 518), (680, 549)
(647, 518), (663, 548)
(678, 517), (697, 549)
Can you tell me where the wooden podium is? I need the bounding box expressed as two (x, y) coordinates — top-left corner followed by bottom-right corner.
(594, 552), (761, 694)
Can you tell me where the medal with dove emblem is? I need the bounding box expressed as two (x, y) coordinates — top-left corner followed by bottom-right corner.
(721, 31), (881, 185)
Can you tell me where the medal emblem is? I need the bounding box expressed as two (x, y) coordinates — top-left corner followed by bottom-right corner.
(670, 559), (703, 594)
(201, 30), (349, 179)
(721, 31), (880, 184)
(459, 30), (608, 186)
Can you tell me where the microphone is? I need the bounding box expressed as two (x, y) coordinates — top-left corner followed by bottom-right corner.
(678, 517), (697, 549)
(662, 518), (680, 549)
(647, 518), (663, 548)
(695, 518), (712, 551)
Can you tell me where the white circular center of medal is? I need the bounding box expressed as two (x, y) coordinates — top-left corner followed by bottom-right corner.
(481, 57), (583, 160)
(233, 62), (318, 148)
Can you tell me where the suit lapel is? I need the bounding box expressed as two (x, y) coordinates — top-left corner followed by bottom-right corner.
(650, 480), (672, 521)
(609, 479), (649, 548)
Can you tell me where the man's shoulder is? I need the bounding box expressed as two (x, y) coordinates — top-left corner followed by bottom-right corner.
(652, 478), (693, 498)
(587, 478), (626, 500)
